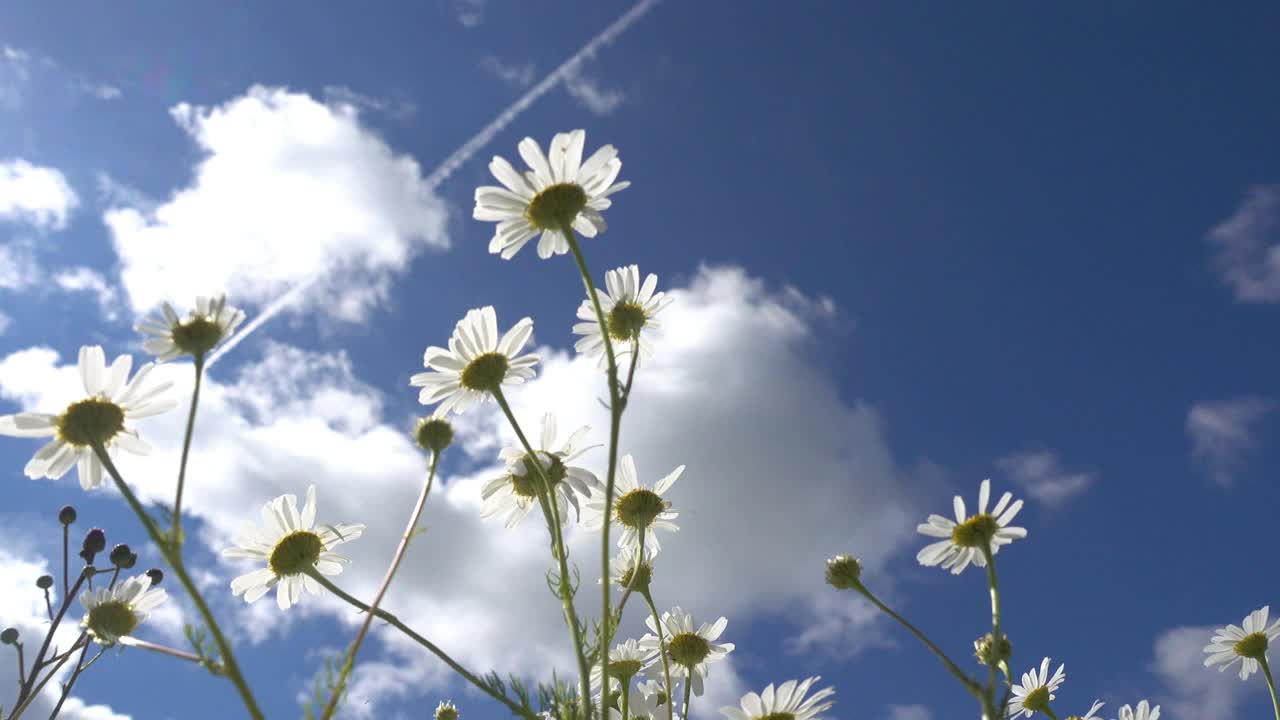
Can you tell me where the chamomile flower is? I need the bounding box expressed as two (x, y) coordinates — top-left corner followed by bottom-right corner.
(79, 573), (168, 646)
(622, 683), (664, 720)
(573, 265), (673, 367)
(473, 129), (629, 259)
(1008, 657), (1066, 718)
(720, 677), (836, 720)
(0, 346), (177, 489)
(482, 413), (601, 527)
(135, 294), (246, 361)
(411, 307), (538, 415)
(435, 700), (459, 720)
(583, 454), (682, 557)
(639, 607), (734, 697)
(1064, 700), (1104, 720)
(222, 485), (365, 610)
(1117, 701), (1160, 720)
(916, 478), (1027, 574)
(1203, 605), (1280, 680)
(603, 543), (653, 594)
(591, 638), (654, 703)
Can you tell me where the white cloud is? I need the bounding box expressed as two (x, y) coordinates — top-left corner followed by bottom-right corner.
(562, 62), (624, 116)
(0, 241), (40, 290)
(1208, 185), (1280, 303)
(0, 266), (931, 717)
(995, 450), (1094, 505)
(1151, 625), (1258, 717)
(102, 85), (449, 321)
(95, 173), (156, 213)
(886, 705), (932, 720)
(53, 266), (120, 319)
(0, 310), (11, 334)
(0, 159), (79, 230)
(0, 46), (30, 109)
(454, 0), (485, 27)
(1186, 397), (1272, 486)
(480, 56), (536, 88)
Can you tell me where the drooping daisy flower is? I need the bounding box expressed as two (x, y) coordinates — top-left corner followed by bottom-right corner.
(222, 485), (365, 610)
(916, 478), (1027, 574)
(639, 607), (734, 697)
(573, 265), (673, 367)
(434, 700), (459, 720)
(1116, 700), (1160, 720)
(410, 307), (538, 416)
(1203, 605), (1280, 680)
(135, 294), (246, 361)
(0, 346), (177, 489)
(591, 638), (654, 703)
(473, 129), (629, 259)
(1064, 700), (1104, 720)
(482, 413), (601, 528)
(1008, 657), (1066, 718)
(603, 543), (653, 593)
(583, 454), (682, 557)
(79, 573), (168, 646)
(720, 677), (836, 720)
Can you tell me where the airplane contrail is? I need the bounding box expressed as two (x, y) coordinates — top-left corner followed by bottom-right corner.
(206, 0), (661, 370)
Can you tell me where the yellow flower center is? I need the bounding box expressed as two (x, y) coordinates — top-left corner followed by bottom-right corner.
(614, 489), (667, 530)
(1235, 631), (1269, 660)
(951, 513), (1000, 548)
(171, 317), (225, 356)
(617, 562), (652, 593)
(460, 352), (509, 392)
(86, 600), (138, 642)
(57, 398), (125, 447)
(607, 301), (648, 342)
(759, 714), (797, 720)
(510, 454), (567, 498)
(268, 530), (323, 576)
(1022, 686), (1051, 713)
(610, 659), (643, 679)
(667, 632), (710, 667)
(525, 182), (588, 231)
(435, 705), (458, 720)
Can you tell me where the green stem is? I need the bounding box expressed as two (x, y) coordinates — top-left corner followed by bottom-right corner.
(320, 451), (439, 720)
(90, 443), (263, 720)
(6, 646), (74, 719)
(855, 584), (982, 697)
(641, 591), (675, 720)
(1042, 707), (1060, 720)
(1261, 656), (1280, 720)
(681, 669), (692, 720)
(980, 544), (1005, 719)
(304, 569), (537, 720)
(620, 681), (630, 720)
(172, 356), (205, 543)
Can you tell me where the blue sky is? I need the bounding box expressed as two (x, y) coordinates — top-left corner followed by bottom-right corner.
(1, 1), (1279, 718)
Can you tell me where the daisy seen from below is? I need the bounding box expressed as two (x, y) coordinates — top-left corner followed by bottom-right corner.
(434, 700), (459, 720)
(590, 638), (653, 704)
(639, 606), (734, 697)
(583, 454), (682, 557)
(916, 478), (1027, 574)
(482, 413), (601, 528)
(1203, 605), (1280, 680)
(1008, 657), (1066, 718)
(604, 543), (653, 593)
(1116, 701), (1160, 720)
(222, 485), (365, 610)
(720, 677), (836, 720)
(135, 294), (246, 361)
(411, 306), (538, 416)
(1064, 700), (1104, 720)
(79, 573), (168, 646)
(573, 265), (673, 368)
(473, 128), (629, 259)
(0, 346), (177, 489)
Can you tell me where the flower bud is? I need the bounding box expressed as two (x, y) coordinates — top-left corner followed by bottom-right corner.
(36, 575), (54, 590)
(146, 568), (164, 586)
(825, 554), (862, 590)
(80, 528), (107, 562)
(974, 632), (1012, 666)
(58, 505), (77, 525)
(415, 416), (454, 453)
(1, 628), (18, 645)
(109, 544), (137, 569)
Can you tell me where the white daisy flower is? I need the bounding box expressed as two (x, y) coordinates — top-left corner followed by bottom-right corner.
(410, 306), (538, 416)
(135, 294), (246, 361)
(1116, 701), (1160, 720)
(633, 679), (670, 719)
(583, 454), (681, 557)
(1064, 700), (1104, 720)
(720, 677), (835, 720)
(0, 346), (177, 490)
(1008, 657), (1066, 718)
(916, 478), (1027, 574)
(79, 573), (168, 646)
(482, 413), (602, 528)
(1203, 605), (1280, 680)
(473, 129), (629, 259)
(602, 543), (653, 592)
(639, 607), (734, 697)
(434, 700), (459, 720)
(221, 485), (365, 610)
(591, 638), (654, 702)
(573, 265), (673, 368)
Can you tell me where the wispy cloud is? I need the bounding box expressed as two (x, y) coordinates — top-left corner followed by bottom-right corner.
(996, 449), (1095, 505)
(1187, 396), (1272, 486)
(0, 159), (79, 231)
(0, 241), (40, 290)
(1208, 184), (1280, 303)
(53, 266), (120, 320)
(479, 55), (536, 88)
(453, 0), (485, 27)
(562, 61), (625, 115)
(1151, 625), (1258, 717)
(322, 85), (417, 121)
(886, 705), (932, 720)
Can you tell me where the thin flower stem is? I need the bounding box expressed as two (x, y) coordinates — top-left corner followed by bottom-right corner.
(979, 544), (1005, 718)
(621, 681), (630, 720)
(172, 356), (205, 543)
(14, 641), (25, 685)
(622, 340), (640, 400)
(641, 591), (675, 720)
(49, 634), (93, 718)
(615, 528), (646, 618)
(121, 637), (208, 664)
(6, 646), (74, 719)
(89, 443), (263, 720)
(16, 569), (90, 709)
(61, 523), (69, 600)
(304, 569), (538, 720)
(681, 670), (692, 720)
(854, 584), (982, 697)
(491, 387), (593, 717)
(1261, 656), (1280, 720)
(320, 451), (440, 720)
(1042, 707), (1060, 720)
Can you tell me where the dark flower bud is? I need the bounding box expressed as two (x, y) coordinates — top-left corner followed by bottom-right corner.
(415, 416), (454, 453)
(109, 544), (137, 569)
(58, 505), (77, 525)
(36, 575), (54, 590)
(81, 528), (107, 561)
(0, 628), (18, 645)
(145, 568), (164, 586)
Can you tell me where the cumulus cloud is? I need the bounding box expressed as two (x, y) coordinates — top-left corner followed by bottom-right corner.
(53, 266), (120, 319)
(562, 62), (624, 116)
(480, 56), (537, 88)
(1186, 397), (1272, 486)
(1207, 185), (1280, 303)
(0, 266), (931, 717)
(0, 159), (79, 230)
(1151, 625), (1258, 717)
(102, 85), (449, 321)
(995, 450), (1094, 505)
(0, 240), (40, 290)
